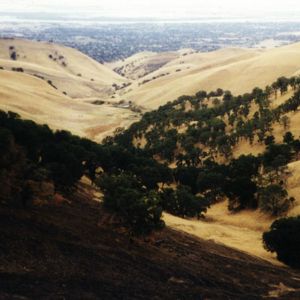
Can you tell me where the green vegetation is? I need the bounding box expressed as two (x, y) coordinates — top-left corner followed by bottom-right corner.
(263, 216), (300, 268)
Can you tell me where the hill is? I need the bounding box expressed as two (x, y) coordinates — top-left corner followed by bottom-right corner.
(113, 44), (300, 109)
(1, 186), (300, 300)
(109, 75), (300, 263)
(1, 99), (300, 297)
(107, 49), (195, 80)
(0, 38), (127, 98)
(0, 70), (139, 141)
(0, 38), (140, 141)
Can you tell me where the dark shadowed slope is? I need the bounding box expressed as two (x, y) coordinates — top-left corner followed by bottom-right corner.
(1, 184), (300, 300)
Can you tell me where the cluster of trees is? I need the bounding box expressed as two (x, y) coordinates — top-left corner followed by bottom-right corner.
(0, 126), (26, 205)
(0, 111), (102, 205)
(97, 172), (210, 233)
(1, 110), (205, 233)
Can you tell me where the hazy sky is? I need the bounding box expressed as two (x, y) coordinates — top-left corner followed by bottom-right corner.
(0, 0), (299, 19)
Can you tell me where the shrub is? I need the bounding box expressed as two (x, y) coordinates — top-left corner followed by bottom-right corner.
(263, 216), (300, 268)
(10, 51), (17, 60)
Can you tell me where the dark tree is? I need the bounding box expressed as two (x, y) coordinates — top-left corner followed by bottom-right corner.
(263, 216), (300, 268)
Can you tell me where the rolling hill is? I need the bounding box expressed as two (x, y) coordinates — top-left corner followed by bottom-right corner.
(0, 38), (127, 98)
(0, 70), (139, 141)
(0, 38), (140, 141)
(108, 49), (195, 80)
(111, 43), (300, 109)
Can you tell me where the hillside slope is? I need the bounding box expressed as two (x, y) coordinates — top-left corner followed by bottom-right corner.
(164, 152), (300, 265)
(0, 38), (126, 98)
(0, 70), (139, 141)
(107, 49), (195, 80)
(1, 186), (300, 300)
(116, 43), (300, 108)
(111, 76), (300, 264)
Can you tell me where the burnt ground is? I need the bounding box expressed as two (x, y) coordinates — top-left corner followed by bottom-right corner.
(1, 186), (300, 300)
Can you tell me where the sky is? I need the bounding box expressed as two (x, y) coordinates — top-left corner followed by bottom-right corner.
(0, 0), (299, 20)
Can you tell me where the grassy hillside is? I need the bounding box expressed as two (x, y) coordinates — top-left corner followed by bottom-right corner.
(2, 70), (300, 265)
(114, 44), (300, 108)
(107, 76), (300, 262)
(0, 38), (127, 98)
(0, 70), (139, 141)
(107, 50), (192, 80)
(0, 38), (142, 141)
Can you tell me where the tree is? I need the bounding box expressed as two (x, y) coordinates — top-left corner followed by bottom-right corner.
(160, 185), (210, 218)
(174, 166), (199, 194)
(10, 51), (17, 60)
(196, 90), (207, 100)
(97, 173), (164, 234)
(280, 115), (290, 131)
(263, 216), (300, 268)
(276, 77), (289, 95)
(212, 98), (221, 107)
(283, 131), (294, 145)
(258, 184), (294, 216)
(226, 176), (258, 211)
(265, 135), (275, 146)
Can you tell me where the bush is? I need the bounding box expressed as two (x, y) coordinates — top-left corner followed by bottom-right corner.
(263, 216), (300, 268)
(97, 173), (164, 234)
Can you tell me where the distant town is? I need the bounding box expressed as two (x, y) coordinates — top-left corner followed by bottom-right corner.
(1, 21), (300, 62)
